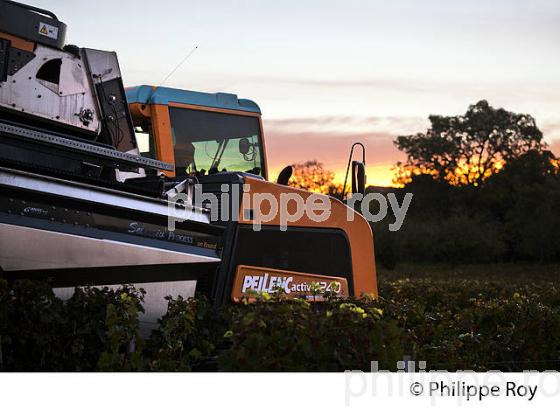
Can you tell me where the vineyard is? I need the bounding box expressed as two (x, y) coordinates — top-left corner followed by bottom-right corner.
(1, 264), (560, 371)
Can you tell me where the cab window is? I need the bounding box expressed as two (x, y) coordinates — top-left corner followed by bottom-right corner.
(169, 107), (263, 176)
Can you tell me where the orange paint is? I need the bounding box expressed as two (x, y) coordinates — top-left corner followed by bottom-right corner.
(150, 104), (176, 177)
(258, 115), (269, 181)
(168, 102), (261, 118)
(238, 176), (378, 298)
(0, 31), (35, 53)
(128, 102), (151, 120)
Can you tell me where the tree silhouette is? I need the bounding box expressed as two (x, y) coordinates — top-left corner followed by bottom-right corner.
(289, 160), (342, 196)
(394, 100), (546, 186)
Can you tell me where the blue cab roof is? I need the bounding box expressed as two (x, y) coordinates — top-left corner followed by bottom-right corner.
(125, 85), (261, 114)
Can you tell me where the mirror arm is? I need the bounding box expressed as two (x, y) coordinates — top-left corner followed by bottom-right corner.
(342, 142), (366, 199)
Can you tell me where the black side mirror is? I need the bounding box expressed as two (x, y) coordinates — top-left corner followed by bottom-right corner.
(277, 165), (293, 186)
(239, 138), (250, 155)
(351, 160), (365, 195)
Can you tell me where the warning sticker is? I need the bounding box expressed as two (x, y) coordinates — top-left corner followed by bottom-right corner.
(38, 22), (59, 40)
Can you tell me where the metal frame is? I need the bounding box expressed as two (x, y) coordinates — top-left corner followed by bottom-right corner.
(0, 166), (208, 223)
(0, 120), (174, 172)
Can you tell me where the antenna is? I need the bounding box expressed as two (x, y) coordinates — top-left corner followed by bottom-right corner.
(147, 45), (199, 103)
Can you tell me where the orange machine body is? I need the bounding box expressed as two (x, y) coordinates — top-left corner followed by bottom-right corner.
(126, 85), (377, 302)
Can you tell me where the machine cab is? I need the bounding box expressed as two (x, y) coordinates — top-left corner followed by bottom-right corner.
(125, 86), (268, 180)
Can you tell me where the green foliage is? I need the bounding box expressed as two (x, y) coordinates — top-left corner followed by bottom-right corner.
(397, 214), (506, 264)
(63, 286), (125, 370)
(373, 221), (399, 270)
(378, 275), (560, 371)
(0, 279), (65, 371)
(219, 293), (403, 371)
(96, 286), (145, 371)
(2, 274), (560, 372)
(146, 296), (227, 371)
(0, 280), (147, 371)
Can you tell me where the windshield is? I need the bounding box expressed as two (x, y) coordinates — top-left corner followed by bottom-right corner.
(169, 107), (264, 177)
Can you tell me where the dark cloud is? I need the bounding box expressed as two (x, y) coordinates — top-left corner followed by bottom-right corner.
(264, 115), (427, 135)
(243, 75), (560, 103)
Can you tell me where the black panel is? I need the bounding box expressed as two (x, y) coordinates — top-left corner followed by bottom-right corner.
(193, 172), (245, 227)
(4, 263), (218, 288)
(0, 0), (66, 49)
(169, 107), (260, 142)
(231, 225), (354, 295)
(0, 38), (9, 82)
(186, 173), (244, 303)
(6, 46), (35, 76)
(95, 78), (137, 152)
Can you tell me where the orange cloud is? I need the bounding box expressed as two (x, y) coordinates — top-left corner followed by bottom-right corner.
(263, 116), (412, 187)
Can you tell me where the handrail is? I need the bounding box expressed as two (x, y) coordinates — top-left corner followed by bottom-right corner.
(1, 0), (59, 21)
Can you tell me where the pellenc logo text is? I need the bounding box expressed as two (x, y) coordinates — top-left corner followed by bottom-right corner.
(241, 273), (343, 295)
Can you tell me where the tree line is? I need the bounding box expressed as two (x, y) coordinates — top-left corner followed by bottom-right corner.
(374, 100), (560, 268)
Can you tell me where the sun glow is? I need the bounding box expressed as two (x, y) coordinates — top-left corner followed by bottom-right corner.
(269, 163), (399, 189)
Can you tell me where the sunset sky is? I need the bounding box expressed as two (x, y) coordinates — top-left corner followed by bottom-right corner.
(35, 0), (560, 186)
